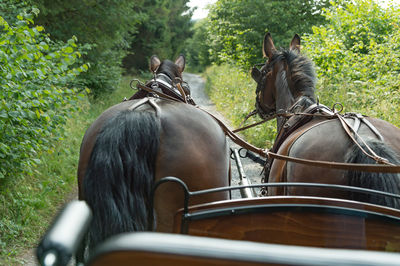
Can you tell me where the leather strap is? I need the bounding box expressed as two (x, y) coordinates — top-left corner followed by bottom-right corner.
(137, 84), (183, 103)
(197, 107), (268, 158)
(267, 152), (400, 173)
(134, 81), (400, 173)
(176, 83), (188, 104)
(199, 109), (400, 173)
(336, 114), (392, 165)
(136, 83), (196, 106)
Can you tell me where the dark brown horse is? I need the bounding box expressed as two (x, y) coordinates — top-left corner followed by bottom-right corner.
(77, 55), (229, 253)
(251, 33), (400, 208)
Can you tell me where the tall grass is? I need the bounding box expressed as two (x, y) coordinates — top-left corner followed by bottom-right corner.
(0, 76), (136, 264)
(205, 63), (400, 150)
(205, 64), (276, 148)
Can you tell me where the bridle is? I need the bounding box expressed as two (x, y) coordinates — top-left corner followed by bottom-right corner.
(130, 70), (194, 105)
(252, 56), (282, 121)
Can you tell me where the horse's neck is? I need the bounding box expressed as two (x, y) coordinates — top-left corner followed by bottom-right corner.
(275, 72), (316, 130)
(275, 70), (295, 130)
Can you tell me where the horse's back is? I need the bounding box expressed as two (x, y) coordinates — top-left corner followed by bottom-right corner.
(155, 101), (228, 183)
(269, 117), (400, 198)
(367, 117), (400, 151)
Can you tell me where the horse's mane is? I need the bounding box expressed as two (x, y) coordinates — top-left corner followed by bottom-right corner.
(270, 49), (316, 99)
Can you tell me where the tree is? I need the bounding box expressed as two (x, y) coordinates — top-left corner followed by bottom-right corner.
(184, 19), (212, 71)
(122, 0), (192, 73)
(30, 0), (139, 95)
(206, 0), (331, 69)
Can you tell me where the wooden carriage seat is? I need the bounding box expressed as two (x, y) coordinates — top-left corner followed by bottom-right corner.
(87, 232), (400, 266)
(173, 196), (400, 251)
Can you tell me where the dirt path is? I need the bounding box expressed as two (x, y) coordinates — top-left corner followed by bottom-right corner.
(21, 73), (264, 265)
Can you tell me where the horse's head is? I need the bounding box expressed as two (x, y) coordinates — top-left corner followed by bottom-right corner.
(148, 55), (191, 96)
(150, 55), (185, 83)
(252, 33), (316, 129)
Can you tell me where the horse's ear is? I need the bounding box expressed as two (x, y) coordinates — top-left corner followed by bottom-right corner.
(175, 54), (185, 73)
(251, 67), (262, 83)
(263, 33), (276, 58)
(290, 34), (301, 53)
(150, 55), (161, 73)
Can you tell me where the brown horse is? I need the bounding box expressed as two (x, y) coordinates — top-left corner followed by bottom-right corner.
(251, 33), (400, 208)
(77, 55), (229, 253)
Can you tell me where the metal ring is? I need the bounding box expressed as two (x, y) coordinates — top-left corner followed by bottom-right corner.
(238, 148), (248, 158)
(332, 102), (343, 113)
(130, 79), (142, 90)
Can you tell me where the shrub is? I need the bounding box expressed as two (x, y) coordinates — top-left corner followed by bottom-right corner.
(303, 0), (400, 124)
(206, 0), (400, 148)
(206, 0), (330, 70)
(0, 10), (88, 180)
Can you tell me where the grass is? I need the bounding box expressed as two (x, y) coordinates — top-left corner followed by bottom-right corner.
(0, 75), (137, 264)
(204, 63), (400, 149)
(205, 64), (277, 148)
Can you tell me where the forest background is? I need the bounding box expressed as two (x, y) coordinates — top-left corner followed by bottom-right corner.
(0, 0), (399, 263)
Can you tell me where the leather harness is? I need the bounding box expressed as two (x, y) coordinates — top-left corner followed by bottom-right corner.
(128, 78), (400, 173)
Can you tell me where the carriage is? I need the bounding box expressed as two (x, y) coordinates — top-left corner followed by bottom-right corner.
(36, 174), (400, 265)
(37, 34), (400, 265)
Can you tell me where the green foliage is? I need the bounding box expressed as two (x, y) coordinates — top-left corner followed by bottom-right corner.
(7, 0), (193, 94)
(206, 0), (400, 148)
(123, 0), (193, 73)
(205, 0), (330, 69)
(0, 0), (31, 23)
(184, 19), (212, 72)
(205, 64), (276, 148)
(0, 11), (87, 180)
(30, 0), (138, 95)
(0, 75), (135, 263)
(303, 0), (400, 124)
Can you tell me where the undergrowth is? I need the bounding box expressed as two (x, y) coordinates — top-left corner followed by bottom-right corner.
(0, 76), (136, 264)
(205, 64), (276, 148)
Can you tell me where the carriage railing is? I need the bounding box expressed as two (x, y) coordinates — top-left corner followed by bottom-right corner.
(151, 176), (400, 213)
(37, 178), (400, 266)
(150, 176), (400, 233)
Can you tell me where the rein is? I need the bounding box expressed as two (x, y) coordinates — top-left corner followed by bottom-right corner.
(130, 78), (400, 173)
(231, 103), (400, 173)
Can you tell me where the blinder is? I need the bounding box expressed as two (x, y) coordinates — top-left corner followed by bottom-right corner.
(251, 63), (265, 83)
(252, 61), (278, 120)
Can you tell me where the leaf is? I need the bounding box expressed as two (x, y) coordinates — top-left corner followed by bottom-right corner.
(64, 46), (74, 54)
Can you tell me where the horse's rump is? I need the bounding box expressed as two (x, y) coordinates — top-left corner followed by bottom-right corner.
(76, 55), (230, 263)
(82, 101), (160, 249)
(78, 98), (230, 252)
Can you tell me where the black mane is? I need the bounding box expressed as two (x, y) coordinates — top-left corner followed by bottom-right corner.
(270, 49), (316, 99)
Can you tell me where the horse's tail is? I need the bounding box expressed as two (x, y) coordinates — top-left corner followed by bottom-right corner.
(83, 110), (160, 250)
(346, 138), (400, 209)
